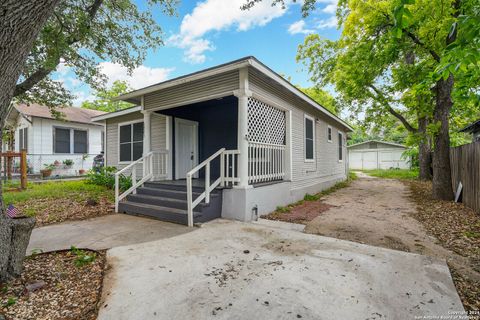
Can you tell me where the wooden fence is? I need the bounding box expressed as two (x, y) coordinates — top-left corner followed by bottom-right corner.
(450, 141), (480, 213)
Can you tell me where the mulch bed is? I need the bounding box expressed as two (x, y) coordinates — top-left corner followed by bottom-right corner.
(405, 180), (480, 311)
(0, 250), (106, 320)
(263, 200), (333, 224)
(18, 197), (114, 227)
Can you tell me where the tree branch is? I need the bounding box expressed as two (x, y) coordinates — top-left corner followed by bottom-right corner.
(13, 0), (104, 98)
(368, 84), (418, 133)
(402, 29), (441, 63)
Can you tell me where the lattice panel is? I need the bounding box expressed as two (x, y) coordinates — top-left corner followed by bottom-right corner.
(247, 97), (286, 145)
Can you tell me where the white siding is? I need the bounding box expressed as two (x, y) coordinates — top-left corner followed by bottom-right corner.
(248, 68), (348, 190)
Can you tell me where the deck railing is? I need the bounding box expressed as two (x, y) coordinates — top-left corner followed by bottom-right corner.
(248, 141), (285, 184)
(186, 148), (239, 227)
(115, 150), (168, 212)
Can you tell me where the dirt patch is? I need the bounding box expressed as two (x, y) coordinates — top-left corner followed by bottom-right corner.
(263, 200), (333, 224)
(18, 197), (114, 227)
(0, 250), (106, 320)
(405, 180), (480, 311)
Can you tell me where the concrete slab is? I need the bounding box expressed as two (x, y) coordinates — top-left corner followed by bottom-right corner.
(27, 214), (191, 254)
(99, 219), (464, 320)
(253, 218), (306, 232)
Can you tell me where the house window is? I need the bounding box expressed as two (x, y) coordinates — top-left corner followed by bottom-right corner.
(338, 132), (343, 161)
(19, 128), (28, 151)
(327, 126), (332, 142)
(304, 115), (315, 161)
(54, 128), (89, 154)
(119, 122), (143, 162)
(101, 131), (105, 153)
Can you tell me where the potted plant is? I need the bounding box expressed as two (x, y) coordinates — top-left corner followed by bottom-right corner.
(40, 164), (55, 178)
(54, 160), (61, 167)
(63, 159), (74, 168)
(79, 154), (89, 175)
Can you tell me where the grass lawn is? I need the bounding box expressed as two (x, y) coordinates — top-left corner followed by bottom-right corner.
(362, 169), (419, 180)
(3, 180), (114, 226)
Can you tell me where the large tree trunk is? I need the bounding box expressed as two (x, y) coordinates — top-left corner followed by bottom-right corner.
(418, 116), (432, 180)
(0, 0), (60, 281)
(431, 75), (454, 200)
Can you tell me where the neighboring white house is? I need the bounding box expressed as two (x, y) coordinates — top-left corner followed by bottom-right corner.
(348, 140), (410, 170)
(92, 56), (353, 226)
(5, 104), (106, 174)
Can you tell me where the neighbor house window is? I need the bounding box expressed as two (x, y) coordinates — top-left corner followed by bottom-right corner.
(327, 126), (332, 142)
(18, 127), (28, 151)
(338, 132), (343, 161)
(101, 131), (105, 153)
(119, 122), (143, 162)
(304, 115), (315, 161)
(54, 128), (88, 154)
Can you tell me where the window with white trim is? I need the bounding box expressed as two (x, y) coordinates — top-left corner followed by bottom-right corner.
(119, 122), (143, 162)
(19, 127), (28, 151)
(54, 128), (88, 154)
(304, 115), (315, 161)
(338, 132), (343, 161)
(327, 126), (332, 142)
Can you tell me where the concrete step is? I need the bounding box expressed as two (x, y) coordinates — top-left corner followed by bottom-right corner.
(118, 202), (202, 225)
(137, 187), (218, 200)
(143, 181), (215, 193)
(126, 193), (209, 210)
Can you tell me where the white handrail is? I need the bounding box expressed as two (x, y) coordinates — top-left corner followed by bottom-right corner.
(115, 150), (168, 212)
(186, 148), (241, 227)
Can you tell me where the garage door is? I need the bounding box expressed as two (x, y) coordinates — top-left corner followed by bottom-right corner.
(362, 151), (378, 170)
(349, 152), (363, 170)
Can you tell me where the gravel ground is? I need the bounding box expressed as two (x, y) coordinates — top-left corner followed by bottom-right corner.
(0, 250), (106, 320)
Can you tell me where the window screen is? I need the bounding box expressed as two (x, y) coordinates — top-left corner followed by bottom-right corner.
(338, 132), (343, 161)
(74, 130), (88, 154)
(305, 117), (314, 160)
(119, 122), (144, 162)
(54, 128), (70, 153)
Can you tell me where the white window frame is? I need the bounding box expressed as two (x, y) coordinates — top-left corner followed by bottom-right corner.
(18, 127), (28, 151)
(118, 120), (144, 164)
(304, 114), (315, 163)
(327, 125), (332, 143)
(53, 126), (89, 155)
(338, 131), (344, 162)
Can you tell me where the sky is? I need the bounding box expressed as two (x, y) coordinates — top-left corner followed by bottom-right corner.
(54, 0), (341, 106)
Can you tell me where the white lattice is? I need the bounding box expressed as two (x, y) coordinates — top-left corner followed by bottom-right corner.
(247, 97), (285, 145)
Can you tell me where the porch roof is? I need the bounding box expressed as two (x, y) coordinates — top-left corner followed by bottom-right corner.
(112, 56), (353, 132)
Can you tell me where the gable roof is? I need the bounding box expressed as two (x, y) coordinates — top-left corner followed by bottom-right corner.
(347, 140), (406, 149)
(12, 104), (106, 125)
(113, 56), (353, 131)
(459, 119), (480, 134)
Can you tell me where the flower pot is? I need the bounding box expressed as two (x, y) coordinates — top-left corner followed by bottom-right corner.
(79, 169), (86, 175)
(40, 169), (52, 178)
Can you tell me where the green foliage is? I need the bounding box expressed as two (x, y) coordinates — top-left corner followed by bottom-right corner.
(86, 166), (132, 191)
(70, 246), (96, 267)
(82, 80), (134, 112)
(3, 180), (113, 205)
(364, 169), (419, 180)
(303, 193), (320, 201)
(15, 0), (177, 108)
(43, 163), (56, 171)
(463, 231), (480, 239)
(275, 205), (291, 213)
(63, 159), (74, 166)
(3, 297), (16, 307)
(298, 86), (341, 114)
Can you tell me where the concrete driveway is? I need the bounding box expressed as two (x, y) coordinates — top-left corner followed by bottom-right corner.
(98, 219), (464, 320)
(27, 214), (191, 254)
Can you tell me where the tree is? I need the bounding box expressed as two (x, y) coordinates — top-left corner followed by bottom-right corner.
(299, 87), (340, 114)
(82, 80), (133, 112)
(245, 0), (479, 199)
(0, 0), (61, 283)
(14, 0), (176, 109)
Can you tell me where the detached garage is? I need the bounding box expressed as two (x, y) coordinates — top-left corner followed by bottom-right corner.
(348, 140), (410, 170)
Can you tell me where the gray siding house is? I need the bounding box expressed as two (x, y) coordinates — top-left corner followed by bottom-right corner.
(93, 57), (352, 226)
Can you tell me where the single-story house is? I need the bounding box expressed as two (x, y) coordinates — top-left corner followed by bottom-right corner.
(459, 119), (480, 142)
(348, 140), (410, 170)
(4, 104), (106, 174)
(92, 56), (353, 226)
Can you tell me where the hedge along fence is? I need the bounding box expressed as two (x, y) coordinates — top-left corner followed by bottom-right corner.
(450, 141), (480, 213)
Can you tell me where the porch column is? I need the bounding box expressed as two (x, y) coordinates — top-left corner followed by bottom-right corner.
(235, 68), (252, 188)
(142, 110), (152, 154)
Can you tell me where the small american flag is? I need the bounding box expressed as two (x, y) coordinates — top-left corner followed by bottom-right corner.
(6, 204), (19, 218)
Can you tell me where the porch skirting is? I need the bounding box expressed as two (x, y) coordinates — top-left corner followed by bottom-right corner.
(221, 173), (347, 222)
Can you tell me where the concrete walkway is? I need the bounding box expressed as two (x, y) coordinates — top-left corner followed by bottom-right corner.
(98, 219), (464, 320)
(27, 214), (191, 254)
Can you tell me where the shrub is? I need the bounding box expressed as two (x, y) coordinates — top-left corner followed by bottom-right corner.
(86, 166), (132, 192)
(63, 159), (74, 166)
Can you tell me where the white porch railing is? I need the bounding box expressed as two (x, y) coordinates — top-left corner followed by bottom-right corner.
(115, 150), (168, 212)
(186, 148), (239, 227)
(248, 141), (286, 184)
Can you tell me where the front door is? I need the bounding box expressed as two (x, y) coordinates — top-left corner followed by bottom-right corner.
(175, 118), (198, 179)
